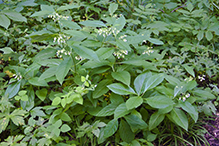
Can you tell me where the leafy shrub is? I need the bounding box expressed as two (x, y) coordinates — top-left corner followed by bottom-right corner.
(0, 0), (219, 145)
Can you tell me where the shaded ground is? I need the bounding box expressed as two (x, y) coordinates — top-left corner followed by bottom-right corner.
(203, 113), (219, 146)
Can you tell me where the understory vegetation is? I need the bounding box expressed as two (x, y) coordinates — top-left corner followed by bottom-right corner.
(0, 0), (219, 145)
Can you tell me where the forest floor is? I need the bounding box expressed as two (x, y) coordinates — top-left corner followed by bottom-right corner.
(203, 113), (219, 146)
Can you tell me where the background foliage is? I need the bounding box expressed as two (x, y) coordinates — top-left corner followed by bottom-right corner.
(0, 0), (219, 145)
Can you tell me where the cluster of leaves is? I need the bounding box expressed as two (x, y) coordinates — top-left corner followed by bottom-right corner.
(0, 0), (219, 145)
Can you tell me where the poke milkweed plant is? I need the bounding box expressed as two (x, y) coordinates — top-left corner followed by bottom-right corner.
(0, 0), (218, 145)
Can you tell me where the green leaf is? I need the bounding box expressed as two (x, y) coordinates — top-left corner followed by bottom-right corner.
(33, 48), (56, 62)
(148, 38), (164, 45)
(124, 114), (148, 132)
(126, 96), (143, 110)
(178, 101), (198, 122)
(149, 112), (165, 131)
(144, 74), (164, 92)
(57, 4), (79, 11)
(146, 96), (174, 109)
(107, 83), (136, 95)
(170, 108), (188, 131)
(30, 10), (53, 17)
(95, 104), (118, 117)
(134, 72), (152, 95)
(5, 81), (21, 99)
(39, 66), (57, 81)
(109, 3), (118, 16)
(36, 88), (47, 101)
(119, 119), (135, 143)
(205, 31), (213, 41)
(11, 116), (25, 126)
(0, 47), (14, 54)
(93, 79), (111, 99)
(79, 20), (106, 27)
(2, 10), (27, 22)
(197, 30), (204, 41)
(28, 77), (48, 86)
(113, 15), (126, 32)
(114, 103), (130, 119)
(193, 90), (215, 100)
(183, 64), (195, 77)
(116, 39), (131, 51)
(0, 118), (9, 133)
(111, 71), (130, 86)
(52, 97), (61, 106)
(96, 47), (114, 60)
(55, 57), (72, 85)
(72, 45), (99, 61)
(59, 20), (81, 29)
(0, 14), (10, 29)
(60, 124), (71, 132)
(70, 93), (83, 105)
(103, 119), (118, 138)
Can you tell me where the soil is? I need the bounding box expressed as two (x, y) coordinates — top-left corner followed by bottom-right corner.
(203, 113), (219, 146)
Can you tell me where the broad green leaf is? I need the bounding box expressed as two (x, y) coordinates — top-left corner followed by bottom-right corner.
(116, 39), (131, 51)
(205, 31), (213, 41)
(5, 81), (21, 99)
(79, 20), (106, 27)
(109, 3), (118, 16)
(124, 114), (148, 132)
(183, 64), (195, 77)
(30, 10), (53, 17)
(158, 105), (173, 114)
(0, 47), (14, 54)
(29, 77), (48, 86)
(148, 38), (164, 45)
(93, 79), (111, 99)
(111, 71), (130, 86)
(126, 96), (143, 110)
(178, 101), (198, 122)
(193, 90), (215, 100)
(0, 118), (9, 133)
(119, 119), (135, 143)
(70, 93), (83, 105)
(149, 112), (165, 131)
(146, 96), (174, 109)
(197, 30), (204, 41)
(60, 124), (71, 132)
(72, 45), (99, 61)
(114, 103), (130, 119)
(165, 75), (180, 86)
(63, 30), (87, 39)
(174, 85), (183, 97)
(170, 108), (188, 131)
(110, 93), (124, 105)
(39, 66), (57, 81)
(52, 97), (61, 106)
(30, 107), (46, 118)
(41, 5), (54, 12)
(11, 116), (25, 126)
(0, 14), (10, 29)
(82, 60), (110, 69)
(95, 104), (117, 117)
(134, 72), (152, 95)
(36, 88), (47, 101)
(113, 15), (126, 32)
(96, 47), (114, 59)
(103, 119), (118, 138)
(60, 20), (81, 29)
(107, 83), (136, 95)
(33, 48), (56, 62)
(144, 74), (164, 92)
(57, 4), (79, 11)
(55, 57), (72, 85)
(2, 10), (27, 22)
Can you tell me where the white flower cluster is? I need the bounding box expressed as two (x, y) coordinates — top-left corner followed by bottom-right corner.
(48, 12), (69, 22)
(184, 76), (193, 82)
(113, 49), (128, 59)
(142, 47), (154, 55)
(198, 75), (205, 82)
(53, 34), (69, 45)
(56, 49), (71, 58)
(75, 55), (83, 60)
(179, 93), (190, 102)
(98, 27), (119, 37)
(119, 35), (127, 42)
(13, 73), (22, 81)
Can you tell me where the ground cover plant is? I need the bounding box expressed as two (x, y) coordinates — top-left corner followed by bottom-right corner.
(0, 0), (219, 145)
